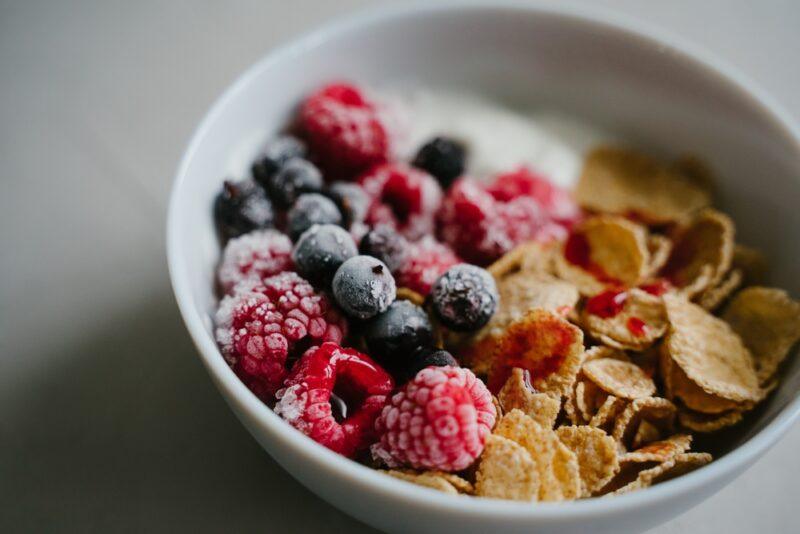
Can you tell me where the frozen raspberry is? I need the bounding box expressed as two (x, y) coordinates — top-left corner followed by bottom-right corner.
(275, 342), (394, 458)
(359, 163), (443, 240)
(395, 237), (461, 296)
(299, 82), (389, 178)
(438, 175), (577, 265)
(372, 366), (496, 472)
(487, 167), (580, 224)
(214, 272), (346, 401)
(217, 229), (293, 294)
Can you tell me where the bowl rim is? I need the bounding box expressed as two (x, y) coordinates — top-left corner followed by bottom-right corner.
(167, 0), (800, 520)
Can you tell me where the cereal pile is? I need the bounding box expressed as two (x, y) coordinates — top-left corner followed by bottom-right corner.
(211, 82), (800, 501)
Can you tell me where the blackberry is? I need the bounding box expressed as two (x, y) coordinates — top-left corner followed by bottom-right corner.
(286, 193), (343, 240)
(251, 135), (307, 187)
(412, 137), (466, 188)
(326, 181), (370, 227)
(400, 347), (458, 383)
(267, 158), (323, 208)
(362, 300), (434, 368)
(332, 256), (396, 320)
(213, 179), (274, 240)
(431, 264), (498, 331)
(358, 225), (409, 272)
(292, 224), (357, 286)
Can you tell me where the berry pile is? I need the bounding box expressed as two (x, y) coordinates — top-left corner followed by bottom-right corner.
(210, 81), (579, 468)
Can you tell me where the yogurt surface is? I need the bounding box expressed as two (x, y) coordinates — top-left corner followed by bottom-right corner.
(380, 88), (615, 188)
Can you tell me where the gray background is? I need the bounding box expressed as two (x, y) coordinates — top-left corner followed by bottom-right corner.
(1, 0), (799, 532)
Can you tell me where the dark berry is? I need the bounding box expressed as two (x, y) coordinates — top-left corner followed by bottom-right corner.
(332, 256), (396, 320)
(412, 136), (466, 188)
(292, 224), (357, 286)
(286, 193), (343, 240)
(213, 179), (274, 240)
(251, 135), (307, 186)
(431, 264), (498, 331)
(400, 347), (458, 383)
(362, 300), (434, 369)
(358, 225), (409, 272)
(326, 181), (370, 227)
(267, 158), (323, 208)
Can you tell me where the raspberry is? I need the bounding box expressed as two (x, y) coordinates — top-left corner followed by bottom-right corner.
(360, 163), (443, 240)
(275, 342), (394, 458)
(395, 236), (461, 296)
(487, 167), (580, 224)
(300, 82), (389, 178)
(217, 229), (293, 293)
(214, 272), (347, 401)
(372, 366), (496, 472)
(438, 174), (578, 265)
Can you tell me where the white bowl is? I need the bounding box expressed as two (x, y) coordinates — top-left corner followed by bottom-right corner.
(167, 2), (800, 533)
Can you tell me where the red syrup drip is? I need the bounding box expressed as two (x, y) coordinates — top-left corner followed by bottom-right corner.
(486, 317), (576, 394)
(564, 232), (621, 284)
(626, 317), (648, 337)
(585, 289), (629, 318)
(639, 278), (672, 296)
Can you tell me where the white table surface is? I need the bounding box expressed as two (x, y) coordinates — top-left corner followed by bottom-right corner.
(2, 0), (799, 532)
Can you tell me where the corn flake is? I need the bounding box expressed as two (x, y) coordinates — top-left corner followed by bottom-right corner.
(482, 309), (585, 397)
(497, 367), (561, 429)
(723, 286), (800, 384)
(494, 410), (580, 501)
(621, 434), (693, 464)
(663, 294), (760, 402)
(475, 435), (539, 501)
(582, 289), (668, 351)
(576, 146), (711, 224)
(697, 268), (742, 311)
(556, 425), (620, 496)
(583, 357), (656, 399)
(554, 216), (650, 296)
(661, 209), (734, 297)
(678, 408), (745, 433)
(612, 397), (677, 450)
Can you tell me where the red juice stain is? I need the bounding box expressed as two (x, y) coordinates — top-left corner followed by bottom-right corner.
(487, 317), (576, 394)
(564, 232), (591, 269)
(626, 317), (648, 337)
(585, 288), (628, 318)
(660, 240), (697, 286)
(564, 231), (621, 284)
(639, 278), (672, 296)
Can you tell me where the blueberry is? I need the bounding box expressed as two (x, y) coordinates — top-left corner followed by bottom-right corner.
(292, 224), (357, 286)
(251, 136), (307, 187)
(431, 264), (498, 331)
(359, 225), (409, 272)
(363, 300), (434, 366)
(332, 255), (396, 320)
(213, 179), (274, 240)
(412, 136), (466, 188)
(286, 193), (343, 240)
(267, 158), (323, 208)
(400, 347), (458, 383)
(326, 181), (370, 227)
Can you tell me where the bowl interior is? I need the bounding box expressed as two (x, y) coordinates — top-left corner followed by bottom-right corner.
(169, 2), (800, 503)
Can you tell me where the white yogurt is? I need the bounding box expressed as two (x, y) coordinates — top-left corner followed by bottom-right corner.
(379, 88), (615, 188)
